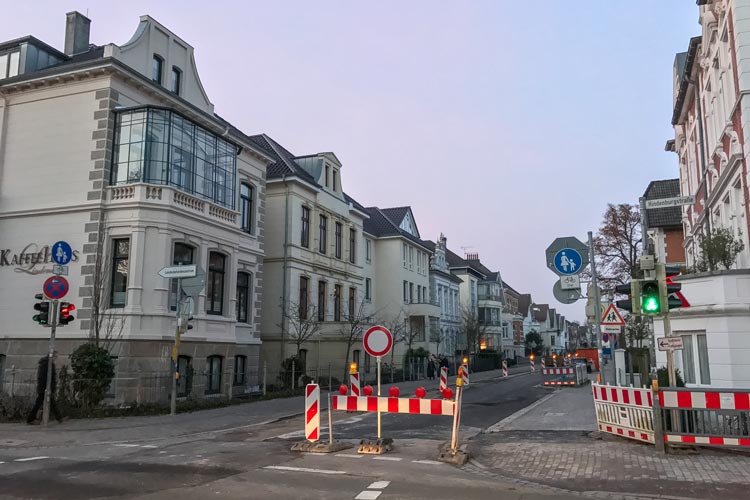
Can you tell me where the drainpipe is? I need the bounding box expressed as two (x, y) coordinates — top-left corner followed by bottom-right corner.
(0, 90), (8, 184)
(280, 174), (290, 367)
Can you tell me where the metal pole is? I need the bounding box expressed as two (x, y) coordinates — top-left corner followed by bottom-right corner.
(292, 359), (296, 390)
(42, 300), (58, 427)
(377, 356), (382, 439)
(328, 392), (334, 445)
(262, 361), (267, 396)
(450, 385), (462, 454)
(170, 278), (182, 416)
(664, 315), (677, 387)
(588, 231), (605, 384)
(328, 362), (332, 392)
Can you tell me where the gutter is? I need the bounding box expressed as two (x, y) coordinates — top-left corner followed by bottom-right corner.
(280, 174), (291, 366)
(0, 90), (7, 184)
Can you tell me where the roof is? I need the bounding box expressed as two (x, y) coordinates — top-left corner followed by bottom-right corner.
(502, 281), (520, 296)
(517, 294), (532, 316)
(531, 304), (548, 322)
(248, 134), (319, 185)
(344, 193), (368, 214)
(644, 179), (682, 228)
(362, 206), (432, 251)
(379, 207), (419, 237)
(672, 37), (701, 126)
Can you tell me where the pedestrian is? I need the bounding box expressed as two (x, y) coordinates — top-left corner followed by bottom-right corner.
(427, 357), (435, 380)
(27, 351), (64, 424)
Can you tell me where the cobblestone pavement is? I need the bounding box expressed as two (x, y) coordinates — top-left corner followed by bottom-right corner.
(468, 430), (750, 500)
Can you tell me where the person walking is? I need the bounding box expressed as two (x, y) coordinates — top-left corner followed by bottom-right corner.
(427, 356), (436, 380)
(27, 351), (64, 424)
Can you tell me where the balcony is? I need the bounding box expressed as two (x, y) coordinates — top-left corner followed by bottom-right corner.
(406, 300), (440, 318)
(478, 293), (503, 302)
(107, 183), (239, 228)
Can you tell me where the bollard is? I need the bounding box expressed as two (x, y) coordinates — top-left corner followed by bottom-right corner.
(439, 366), (448, 391)
(530, 356), (535, 372)
(263, 361), (267, 396)
(651, 379), (665, 454)
(502, 359), (508, 378)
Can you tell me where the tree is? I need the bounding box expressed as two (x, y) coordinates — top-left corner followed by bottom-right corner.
(623, 316), (649, 349)
(695, 227), (745, 272)
(525, 330), (543, 355)
(378, 309), (407, 370)
(430, 324), (452, 358)
(339, 297), (372, 382)
(460, 305), (487, 357)
(589, 203), (642, 289)
(90, 214), (126, 349)
(280, 300), (321, 361)
(70, 343), (116, 408)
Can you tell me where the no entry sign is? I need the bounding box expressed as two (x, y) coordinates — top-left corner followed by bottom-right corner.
(363, 325), (393, 358)
(43, 276), (69, 300)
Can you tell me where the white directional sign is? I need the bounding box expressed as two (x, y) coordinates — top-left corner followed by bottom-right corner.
(158, 265), (197, 279)
(645, 195), (695, 209)
(657, 336), (684, 351)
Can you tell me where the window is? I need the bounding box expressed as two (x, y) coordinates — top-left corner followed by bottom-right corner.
(409, 247), (414, 270)
(403, 281), (408, 303)
(319, 215), (328, 254)
(301, 206), (310, 248)
(170, 66), (182, 95)
(236, 272), (251, 323)
(318, 281), (326, 321)
(353, 349), (360, 368)
(409, 283), (414, 303)
(550, 336), (555, 346)
(152, 55), (163, 84)
(403, 243), (407, 268)
(325, 164), (330, 187)
(417, 286), (422, 303)
(349, 229), (356, 263)
(349, 287), (356, 319)
(332, 170), (338, 191)
(207, 252), (226, 315)
(0, 354), (5, 387)
(112, 108), (237, 208)
(0, 50), (20, 80)
(366, 239), (372, 262)
(680, 333), (711, 385)
(335, 222), (343, 259)
(334, 285), (342, 321)
(206, 355), (223, 394)
(299, 277), (309, 319)
(234, 355), (246, 386)
(240, 183), (254, 233)
(111, 238), (130, 307)
(177, 356), (192, 397)
(170, 242), (195, 311)
(365, 278), (372, 301)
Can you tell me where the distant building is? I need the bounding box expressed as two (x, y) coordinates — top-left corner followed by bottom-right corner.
(642, 179), (686, 266)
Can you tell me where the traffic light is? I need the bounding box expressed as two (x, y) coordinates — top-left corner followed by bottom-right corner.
(33, 294), (50, 325)
(640, 280), (661, 315)
(615, 280), (641, 314)
(59, 302), (75, 326)
(663, 266), (685, 311)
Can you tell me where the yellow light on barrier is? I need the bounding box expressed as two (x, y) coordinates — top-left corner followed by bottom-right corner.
(462, 357), (469, 365)
(456, 366), (464, 387)
(349, 362), (358, 374)
(552, 354), (557, 359)
(651, 379), (659, 392)
(530, 354), (535, 361)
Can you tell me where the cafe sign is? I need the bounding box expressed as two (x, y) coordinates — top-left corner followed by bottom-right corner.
(0, 243), (80, 275)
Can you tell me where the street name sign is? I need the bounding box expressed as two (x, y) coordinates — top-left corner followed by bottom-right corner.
(158, 265), (197, 279)
(601, 325), (621, 334)
(545, 237), (589, 276)
(657, 337), (684, 351)
(600, 303), (626, 326)
(363, 325), (393, 358)
(645, 195), (695, 209)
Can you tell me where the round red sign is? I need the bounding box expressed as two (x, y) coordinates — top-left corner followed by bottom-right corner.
(363, 325), (393, 358)
(43, 276), (69, 300)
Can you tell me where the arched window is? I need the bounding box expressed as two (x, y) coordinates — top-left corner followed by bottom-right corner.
(206, 355), (223, 394)
(207, 252), (226, 315)
(152, 55), (163, 84)
(240, 183), (254, 233)
(171, 66), (182, 95)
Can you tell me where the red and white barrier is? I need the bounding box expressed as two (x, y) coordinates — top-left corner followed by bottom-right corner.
(544, 381), (577, 386)
(592, 383), (654, 445)
(541, 358), (546, 370)
(530, 358), (535, 372)
(439, 366), (448, 391)
(350, 372), (360, 397)
(332, 395), (455, 416)
(305, 384), (320, 442)
(502, 360), (508, 378)
(462, 363), (470, 385)
(659, 390), (750, 410)
(594, 384), (652, 408)
(664, 435), (750, 447)
(543, 367), (575, 375)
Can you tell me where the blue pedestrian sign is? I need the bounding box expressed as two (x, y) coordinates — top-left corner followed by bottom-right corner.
(553, 248), (583, 275)
(51, 241), (72, 265)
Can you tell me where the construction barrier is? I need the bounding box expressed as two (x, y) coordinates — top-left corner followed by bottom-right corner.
(332, 395), (455, 415)
(530, 357), (535, 372)
(350, 372), (360, 397)
(305, 384), (320, 442)
(462, 363), (470, 385)
(502, 360), (508, 378)
(542, 365), (587, 386)
(541, 358), (546, 370)
(659, 388), (750, 448)
(439, 366), (448, 392)
(593, 383), (654, 444)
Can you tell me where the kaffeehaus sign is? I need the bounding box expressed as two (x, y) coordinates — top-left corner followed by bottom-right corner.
(0, 243), (80, 275)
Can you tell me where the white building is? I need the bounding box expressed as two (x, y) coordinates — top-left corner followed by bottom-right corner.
(423, 234), (462, 360)
(0, 13), (269, 401)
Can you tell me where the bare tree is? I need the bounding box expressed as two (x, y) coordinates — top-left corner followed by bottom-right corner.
(90, 215), (125, 350)
(460, 305), (487, 357)
(430, 324), (451, 358)
(339, 297), (372, 382)
(377, 309), (407, 372)
(589, 203), (642, 289)
(280, 300), (321, 360)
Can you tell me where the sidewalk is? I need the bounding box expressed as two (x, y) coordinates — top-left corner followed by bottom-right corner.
(0, 364), (530, 449)
(470, 385), (750, 500)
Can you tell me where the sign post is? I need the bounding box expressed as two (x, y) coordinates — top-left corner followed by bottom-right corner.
(41, 300), (58, 427)
(363, 325), (393, 439)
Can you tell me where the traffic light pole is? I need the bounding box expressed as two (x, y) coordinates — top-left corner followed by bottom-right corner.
(42, 300), (58, 427)
(588, 231), (605, 384)
(170, 278), (182, 416)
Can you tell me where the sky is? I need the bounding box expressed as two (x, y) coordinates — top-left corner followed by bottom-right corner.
(7, 1), (700, 321)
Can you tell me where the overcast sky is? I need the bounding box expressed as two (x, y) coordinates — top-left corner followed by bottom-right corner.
(10, 1), (700, 321)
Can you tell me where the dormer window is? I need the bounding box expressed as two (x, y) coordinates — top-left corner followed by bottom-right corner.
(325, 164), (330, 188)
(171, 66), (182, 95)
(332, 170), (338, 192)
(152, 55), (163, 84)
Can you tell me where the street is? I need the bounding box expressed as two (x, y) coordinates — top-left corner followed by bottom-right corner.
(0, 368), (565, 500)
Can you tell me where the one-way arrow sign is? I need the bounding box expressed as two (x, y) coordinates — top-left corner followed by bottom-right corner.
(601, 303), (626, 326)
(657, 337), (684, 351)
(158, 265), (197, 279)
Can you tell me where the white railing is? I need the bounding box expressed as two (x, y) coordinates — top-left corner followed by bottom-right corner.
(592, 383), (654, 444)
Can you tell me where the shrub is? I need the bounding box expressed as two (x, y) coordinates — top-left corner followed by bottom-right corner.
(70, 343), (116, 407)
(657, 367), (684, 388)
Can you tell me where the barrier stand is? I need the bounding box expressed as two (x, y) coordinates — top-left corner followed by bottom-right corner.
(502, 359), (508, 378)
(542, 365), (588, 386)
(291, 383), (351, 453)
(439, 366), (448, 392)
(530, 355), (535, 372)
(439, 366), (468, 465)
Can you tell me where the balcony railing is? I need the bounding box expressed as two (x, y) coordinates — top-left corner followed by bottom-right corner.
(107, 183), (239, 227)
(478, 293), (503, 302)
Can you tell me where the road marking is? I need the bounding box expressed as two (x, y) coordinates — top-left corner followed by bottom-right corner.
(412, 460), (443, 465)
(0, 461), (5, 464)
(355, 491), (381, 500)
(484, 392), (557, 432)
(14, 456), (48, 462)
(141, 445), (158, 448)
(114, 444), (140, 448)
(264, 465), (346, 475)
(274, 430), (305, 440)
(372, 456), (402, 461)
(336, 454), (364, 459)
(367, 481), (390, 489)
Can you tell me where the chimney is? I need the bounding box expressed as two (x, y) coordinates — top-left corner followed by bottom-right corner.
(466, 252), (480, 262)
(64, 11), (91, 56)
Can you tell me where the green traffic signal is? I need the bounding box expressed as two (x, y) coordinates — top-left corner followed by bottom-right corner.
(640, 281), (661, 315)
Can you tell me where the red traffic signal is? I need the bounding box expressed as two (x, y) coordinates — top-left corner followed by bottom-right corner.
(59, 302), (76, 326)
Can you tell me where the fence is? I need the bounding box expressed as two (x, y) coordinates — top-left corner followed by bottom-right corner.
(542, 365), (588, 386)
(592, 383), (655, 444)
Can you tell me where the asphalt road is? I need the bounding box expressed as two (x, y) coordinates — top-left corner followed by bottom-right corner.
(0, 371), (560, 500)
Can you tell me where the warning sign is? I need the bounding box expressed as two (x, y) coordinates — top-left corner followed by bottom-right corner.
(601, 303), (626, 326)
